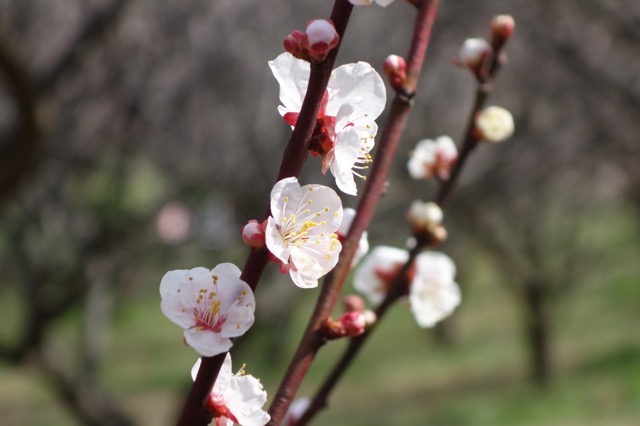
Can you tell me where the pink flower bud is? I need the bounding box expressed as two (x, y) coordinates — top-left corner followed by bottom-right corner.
(284, 30), (309, 61)
(491, 15), (515, 47)
(241, 219), (266, 248)
(338, 311), (366, 337)
(343, 294), (365, 312)
(383, 54), (407, 92)
(304, 20), (339, 62)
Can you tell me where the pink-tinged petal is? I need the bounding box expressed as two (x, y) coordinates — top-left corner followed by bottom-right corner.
(326, 62), (386, 119)
(184, 328), (233, 357)
(268, 53), (310, 114)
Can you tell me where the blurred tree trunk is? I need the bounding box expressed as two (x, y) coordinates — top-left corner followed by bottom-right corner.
(524, 280), (551, 387)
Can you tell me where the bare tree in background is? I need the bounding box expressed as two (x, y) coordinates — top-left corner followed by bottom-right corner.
(0, 0), (639, 423)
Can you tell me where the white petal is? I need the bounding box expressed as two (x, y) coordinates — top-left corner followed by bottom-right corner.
(288, 247), (324, 288)
(269, 177), (301, 221)
(226, 374), (270, 426)
(376, 0), (395, 5)
(337, 208), (356, 236)
(209, 263), (245, 310)
(220, 288), (256, 338)
(211, 353), (234, 396)
(330, 128), (361, 195)
(190, 358), (201, 381)
(298, 183), (343, 231)
(160, 267), (213, 329)
(268, 53), (310, 115)
(265, 216), (291, 265)
(409, 252), (461, 328)
(326, 62), (386, 120)
(354, 246), (409, 306)
(184, 328), (233, 357)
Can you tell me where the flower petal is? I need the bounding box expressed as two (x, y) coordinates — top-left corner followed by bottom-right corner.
(354, 246), (409, 306)
(326, 62), (386, 120)
(409, 252), (461, 328)
(160, 268), (211, 329)
(268, 53), (310, 116)
(184, 328), (233, 357)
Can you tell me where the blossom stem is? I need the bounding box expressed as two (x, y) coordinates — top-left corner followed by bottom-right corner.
(297, 247), (419, 425)
(267, 1), (441, 424)
(176, 2), (354, 424)
(435, 42), (506, 207)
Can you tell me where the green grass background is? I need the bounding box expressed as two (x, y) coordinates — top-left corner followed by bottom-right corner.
(0, 212), (638, 426)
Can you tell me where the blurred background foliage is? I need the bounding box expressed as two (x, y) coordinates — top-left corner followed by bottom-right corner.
(0, 0), (639, 425)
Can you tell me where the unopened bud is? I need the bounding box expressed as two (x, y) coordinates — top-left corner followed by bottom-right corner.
(305, 19), (339, 62)
(241, 219), (266, 248)
(383, 54), (407, 92)
(459, 37), (491, 78)
(475, 106), (514, 143)
(343, 294), (365, 312)
(338, 311), (366, 337)
(429, 225), (448, 246)
(363, 309), (377, 327)
(491, 15), (515, 48)
(408, 201), (443, 230)
(283, 30), (309, 61)
(407, 201), (448, 247)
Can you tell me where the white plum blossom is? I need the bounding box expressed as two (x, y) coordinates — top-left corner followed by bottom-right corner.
(349, 0), (395, 6)
(353, 246), (409, 306)
(475, 106), (515, 142)
(266, 177), (343, 288)
(269, 52), (386, 195)
(336, 208), (369, 267)
(409, 251), (461, 327)
(160, 264), (255, 357)
(354, 247), (461, 327)
(191, 354), (270, 426)
(408, 136), (458, 180)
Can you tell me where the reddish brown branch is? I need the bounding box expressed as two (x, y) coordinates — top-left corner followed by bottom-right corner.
(267, 1), (441, 424)
(295, 15), (514, 425)
(176, 2), (354, 424)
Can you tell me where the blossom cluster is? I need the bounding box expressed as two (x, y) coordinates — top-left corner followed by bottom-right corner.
(354, 246), (461, 327)
(151, 9), (519, 422)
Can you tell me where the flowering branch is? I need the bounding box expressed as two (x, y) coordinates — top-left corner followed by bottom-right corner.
(267, 1), (441, 424)
(294, 14), (515, 426)
(176, 2), (354, 425)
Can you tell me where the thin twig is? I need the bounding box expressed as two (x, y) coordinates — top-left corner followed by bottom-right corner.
(267, 1), (441, 424)
(297, 17), (513, 425)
